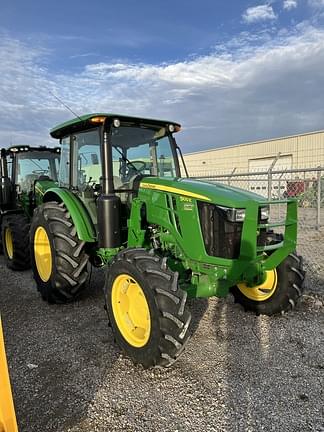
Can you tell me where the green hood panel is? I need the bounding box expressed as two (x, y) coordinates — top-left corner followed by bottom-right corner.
(140, 177), (267, 207)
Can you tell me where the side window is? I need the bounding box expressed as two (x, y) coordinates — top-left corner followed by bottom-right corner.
(58, 137), (70, 187)
(75, 129), (101, 189)
(112, 147), (121, 178)
(155, 136), (176, 177)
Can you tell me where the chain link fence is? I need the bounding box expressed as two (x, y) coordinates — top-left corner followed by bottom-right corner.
(193, 166), (324, 294)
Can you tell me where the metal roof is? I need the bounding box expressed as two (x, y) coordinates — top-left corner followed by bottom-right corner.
(185, 128), (324, 156)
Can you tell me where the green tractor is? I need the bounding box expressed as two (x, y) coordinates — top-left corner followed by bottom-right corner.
(29, 113), (304, 367)
(0, 145), (60, 270)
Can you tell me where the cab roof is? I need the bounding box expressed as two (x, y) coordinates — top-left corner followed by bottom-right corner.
(50, 113), (181, 139)
(5, 145), (60, 155)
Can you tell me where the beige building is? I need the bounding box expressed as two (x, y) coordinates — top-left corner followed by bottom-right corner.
(184, 130), (324, 177)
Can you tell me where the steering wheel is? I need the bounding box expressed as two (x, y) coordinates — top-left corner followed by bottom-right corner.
(120, 161), (147, 181)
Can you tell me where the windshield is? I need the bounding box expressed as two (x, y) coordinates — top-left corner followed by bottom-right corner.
(16, 151), (60, 192)
(111, 125), (178, 187)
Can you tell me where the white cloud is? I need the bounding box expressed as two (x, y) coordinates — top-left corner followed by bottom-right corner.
(283, 0), (298, 10)
(1, 26), (324, 153)
(242, 5), (277, 23)
(308, 0), (324, 7)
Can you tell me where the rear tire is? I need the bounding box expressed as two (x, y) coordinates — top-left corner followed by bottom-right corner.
(1, 214), (30, 270)
(231, 253), (305, 315)
(105, 248), (192, 368)
(30, 201), (89, 304)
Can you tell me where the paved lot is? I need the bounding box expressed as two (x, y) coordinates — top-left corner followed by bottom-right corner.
(0, 256), (323, 432)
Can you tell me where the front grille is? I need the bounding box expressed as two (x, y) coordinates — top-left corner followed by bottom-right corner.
(198, 202), (243, 259)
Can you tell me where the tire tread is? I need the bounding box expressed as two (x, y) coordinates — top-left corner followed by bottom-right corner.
(231, 252), (305, 315)
(106, 248), (191, 368)
(30, 201), (88, 303)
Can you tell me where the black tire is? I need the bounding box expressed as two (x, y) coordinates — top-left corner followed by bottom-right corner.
(1, 214), (30, 270)
(30, 201), (89, 304)
(105, 248), (192, 368)
(231, 252), (305, 315)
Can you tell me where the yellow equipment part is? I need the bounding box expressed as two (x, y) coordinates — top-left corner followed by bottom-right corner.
(111, 274), (151, 348)
(34, 226), (52, 282)
(237, 269), (278, 301)
(4, 229), (13, 260)
(0, 317), (18, 432)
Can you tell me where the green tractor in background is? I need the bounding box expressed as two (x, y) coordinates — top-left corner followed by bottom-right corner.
(28, 113), (304, 368)
(0, 145), (60, 270)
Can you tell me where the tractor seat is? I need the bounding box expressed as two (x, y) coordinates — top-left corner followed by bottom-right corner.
(38, 175), (51, 181)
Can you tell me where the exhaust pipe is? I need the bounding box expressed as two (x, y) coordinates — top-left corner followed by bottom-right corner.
(97, 129), (122, 248)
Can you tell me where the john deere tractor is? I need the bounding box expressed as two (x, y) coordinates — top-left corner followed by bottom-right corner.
(0, 145), (60, 270)
(29, 113), (304, 367)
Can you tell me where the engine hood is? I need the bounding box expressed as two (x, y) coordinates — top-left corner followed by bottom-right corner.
(140, 176), (268, 207)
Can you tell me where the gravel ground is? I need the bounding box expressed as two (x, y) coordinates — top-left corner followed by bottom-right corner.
(298, 228), (324, 295)
(1, 255), (324, 432)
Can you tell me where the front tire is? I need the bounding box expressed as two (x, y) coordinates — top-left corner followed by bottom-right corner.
(30, 201), (89, 304)
(105, 248), (192, 368)
(231, 253), (305, 315)
(1, 214), (30, 270)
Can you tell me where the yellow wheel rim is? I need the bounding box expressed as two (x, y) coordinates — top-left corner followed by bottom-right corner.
(4, 228), (13, 260)
(237, 269), (278, 302)
(34, 227), (52, 282)
(111, 274), (151, 348)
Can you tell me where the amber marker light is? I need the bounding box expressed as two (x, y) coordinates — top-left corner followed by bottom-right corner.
(90, 116), (106, 124)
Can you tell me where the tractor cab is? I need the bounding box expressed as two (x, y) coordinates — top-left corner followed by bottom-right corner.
(7, 145), (60, 194)
(0, 145), (60, 216)
(50, 113), (183, 241)
(0, 146), (61, 271)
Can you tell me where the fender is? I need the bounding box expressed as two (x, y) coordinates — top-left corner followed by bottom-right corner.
(43, 188), (96, 242)
(0, 317), (18, 432)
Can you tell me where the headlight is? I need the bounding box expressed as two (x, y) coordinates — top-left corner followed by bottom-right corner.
(217, 206), (246, 222)
(260, 206), (270, 221)
(233, 208), (246, 222)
